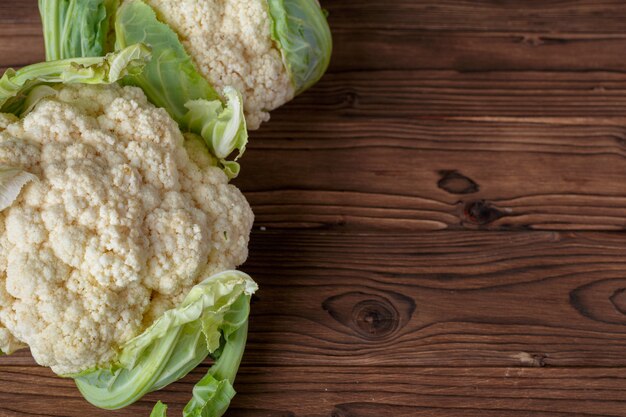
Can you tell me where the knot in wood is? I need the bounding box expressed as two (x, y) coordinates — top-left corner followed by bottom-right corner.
(344, 91), (359, 108)
(322, 291), (415, 341)
(353, 300), (398, 338)
(571, 279), (626, 325)
(464, 200), (505, 225)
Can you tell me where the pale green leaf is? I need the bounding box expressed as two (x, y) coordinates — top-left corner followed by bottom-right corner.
(74, 271), (257, 411)
(267, 0), (333, 94)
(183, 87), (248, 178)
(114, 0), (219, 123)
(38, 0), (119, 61)
(150, 401), (168, 417)
(0, 44), (150, 116)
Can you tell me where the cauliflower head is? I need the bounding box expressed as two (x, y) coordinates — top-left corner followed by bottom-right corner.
(0, 83), (253, 374)
(39, 0), (332, 130)
(140, 0), (295, 129)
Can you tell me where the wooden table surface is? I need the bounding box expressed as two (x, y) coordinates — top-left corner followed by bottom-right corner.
(3, 0), (626, 416)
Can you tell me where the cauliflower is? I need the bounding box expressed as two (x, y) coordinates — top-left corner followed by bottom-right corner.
(39, 0), (333, 129)
(141, 0), (294, 129)
(0, 325), (25, 354)
(0, 83), (253, 374)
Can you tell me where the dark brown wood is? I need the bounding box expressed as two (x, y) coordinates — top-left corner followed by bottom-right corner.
(5, 364), (626, 417)
(5, 231), (626, 415)
(13, 0), (626, 72)
(241, 231), (626, 368)
(4, 362), (626, 417)
(329, 0), (626, 32)
(241, 110), (626, 231)
(3, 0), (626, 416)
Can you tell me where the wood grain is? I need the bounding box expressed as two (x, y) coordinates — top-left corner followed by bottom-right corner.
(5, 231), (626, 416)
(241, 231), (626, 368)
(5, 364), (626, 417)
(329, 0), (626, 33)
(3, 0), (626, 416)
(12, 1), (626, 72)
(9, 27), (626, 73)
(241, 113), (626, 231)
(5, 230), (626, 369)
(280, 70), (626, 119)
(12, 0), (626, 32)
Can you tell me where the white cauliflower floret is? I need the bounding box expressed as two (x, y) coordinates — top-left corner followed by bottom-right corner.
(140, 0), (295, 129)
(0, 83), (253, 374)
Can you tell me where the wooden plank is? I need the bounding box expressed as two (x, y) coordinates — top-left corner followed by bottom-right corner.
(329, 0), (626, 33)
(240, 112), (626, 231)
(13, 0), (626, 33)
(10, 1), (626, 73)
(0, 0), (42, 68)
(280, 70), (626, 119)
(0, 1), (38, 24)
(5, 230), (626, 370)
(236, 69), (626, 231)
(7, 27), (626, 73)
(231, 366), (626, 417)
(328, 29), (626, 72)
(237, 231), (626, 367)
(11, 0), (626, 34)
(3, 364), (626, 416)
(2, 228), (626, 415)
(0, 24), (43, 69)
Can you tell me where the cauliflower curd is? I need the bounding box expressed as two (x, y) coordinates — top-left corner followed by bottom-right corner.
(0, 83), (253, 374)
(140, 0), (295, 129)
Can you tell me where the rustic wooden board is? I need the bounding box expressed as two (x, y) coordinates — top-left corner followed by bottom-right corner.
(7, 364), (626, 417)
(6, 230), (626, 415)
(3, 0), (626, 416)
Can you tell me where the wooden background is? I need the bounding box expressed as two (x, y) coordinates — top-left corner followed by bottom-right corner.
(2, 0), (626, 416)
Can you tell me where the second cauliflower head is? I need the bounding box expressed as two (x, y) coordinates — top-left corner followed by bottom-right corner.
(141, 0), (295, 129)
(0, 83), (253, 375)
(39, 0), (333, 130)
